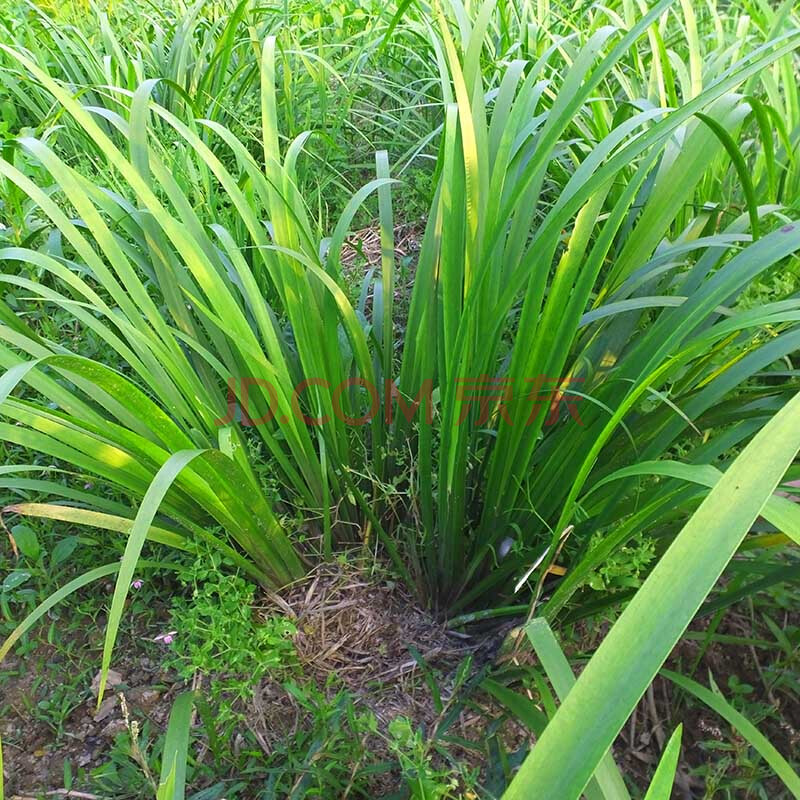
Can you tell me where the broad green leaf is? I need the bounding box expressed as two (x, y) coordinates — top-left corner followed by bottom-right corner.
(10, 524), (39, 561)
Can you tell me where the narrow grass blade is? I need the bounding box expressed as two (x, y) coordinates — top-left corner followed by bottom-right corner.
(662, 670), (800, 797)
(3, 503), (188, 549)
(642, 725), (682, 800)
(481, 678), (548, 736)
(157, 691), (195, 800)
(696, 112), (760, 239)
(98, 450), (204, 705)
(0, 561), (176, 664)
(526, 618), (631, 800)
(503, 389), (800, 800)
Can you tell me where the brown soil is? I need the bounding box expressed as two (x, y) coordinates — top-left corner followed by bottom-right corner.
(2, 626), (178, 797)
(621, 608), (800, 799)
(1, 562), (525, 798)
(246, 562), (529, 795)
(1, 563), (797, 799)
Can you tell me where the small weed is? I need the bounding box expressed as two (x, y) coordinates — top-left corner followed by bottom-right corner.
(388, 716), (459, 799)
(164, 548), (297, 740)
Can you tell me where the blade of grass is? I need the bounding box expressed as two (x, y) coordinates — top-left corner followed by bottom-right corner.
(157, 691), (195, 800)
(97, 450), (204, 706)
(696, 112), (761, 239)
(642, 725), (683, 800)
(662, 670), (800, 797)
(481, 678), (548, 736)
(526, 618), (631, 800)
(503, 388), (800, 799)
(0, 561), (177, 664)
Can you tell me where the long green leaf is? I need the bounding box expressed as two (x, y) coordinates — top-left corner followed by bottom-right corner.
(526, 618), (631, 800)
(642, 725), (683, 800)
(503, 389), (800, 799)
(0, 561), (176, 664)
(157, 691), (195, 800)
(662, 670), (800, 797)
(98, 450), (204, 705)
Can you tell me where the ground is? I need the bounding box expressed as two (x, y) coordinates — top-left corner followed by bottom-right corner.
(1, 558), (797, 799)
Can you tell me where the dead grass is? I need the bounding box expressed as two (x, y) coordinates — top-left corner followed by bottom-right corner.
(255, 561), (483, 727)
(341, 220), (423, 273)
(244, 560), (530, 792)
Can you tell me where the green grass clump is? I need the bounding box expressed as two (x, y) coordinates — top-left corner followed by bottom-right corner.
(0, 0), (799, 796)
